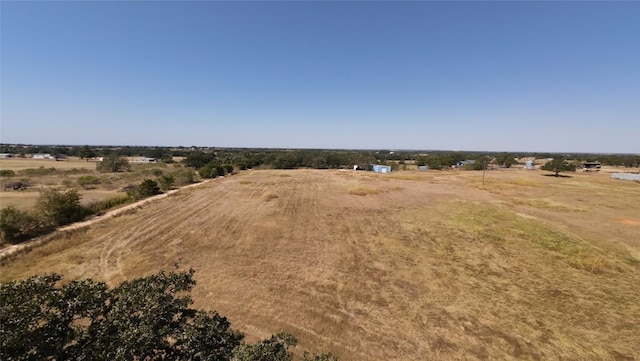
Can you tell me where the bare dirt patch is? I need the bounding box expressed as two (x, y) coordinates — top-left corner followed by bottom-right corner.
(613, 218), (640, 226)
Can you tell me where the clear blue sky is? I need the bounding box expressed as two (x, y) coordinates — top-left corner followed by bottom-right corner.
(1, 1), (639, 153)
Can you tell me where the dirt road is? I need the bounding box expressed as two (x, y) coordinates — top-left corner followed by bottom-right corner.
(0, 178), (217, 260)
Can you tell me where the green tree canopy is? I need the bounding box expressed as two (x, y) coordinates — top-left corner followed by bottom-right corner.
(78, 145), (96, 160)
(0, 270), (338, 361)
(96, 154), (131, 173)
(127, 179), (162, 200)
(35, 189), (88, 226)
(541, 158), (576, 177)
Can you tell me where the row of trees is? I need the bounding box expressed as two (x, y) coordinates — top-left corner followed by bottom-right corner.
(0, 154), (201, 244)
(0, 177), (167, 244)
(2, 143), (638, 169)
(0, 190), (88, 244)
(0, 269), (338, 361)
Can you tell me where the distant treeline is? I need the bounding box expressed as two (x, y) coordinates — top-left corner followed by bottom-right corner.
(2, 144), (639, 169)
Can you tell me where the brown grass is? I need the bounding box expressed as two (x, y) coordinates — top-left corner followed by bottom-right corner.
(348, 186), (382, 196)
(262, 191), (279, 201)
(0, 158), (193, 212)
(2, 169), (640, 360)
(0, 157), (97, 171)
(512, 198), (585, 212)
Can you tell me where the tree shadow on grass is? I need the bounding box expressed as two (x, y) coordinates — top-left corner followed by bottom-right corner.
(543, 174), (573, 178)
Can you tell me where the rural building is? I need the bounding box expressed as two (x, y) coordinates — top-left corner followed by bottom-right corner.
(582, 161), (601, 171)
(135, 157), (157, 163)
(32, 153), (54, 159)
(0, 153), (13, 158)
(455, 160), (476, 167)
(524, 160), (535, 170)
(371, 164), (391, 173)
(418, 165), (429, 171)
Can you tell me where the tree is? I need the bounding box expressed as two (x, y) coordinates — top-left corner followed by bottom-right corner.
(35, 189), (88, 226)
(495, 153), (515, 168)
(171, 168), (197, 186)
(0, 206), (49, 244)
(127, 179), (161, 200)
(0, 270), (338, 361)
(158, 174), (175, 191)
(78, 145), (96, 161)
(96, 154), (131, 173)
(184, 151), (217, 169)
(541, 158), (576, 177)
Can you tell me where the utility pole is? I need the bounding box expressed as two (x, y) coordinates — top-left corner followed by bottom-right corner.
(482, 159), (487, 185)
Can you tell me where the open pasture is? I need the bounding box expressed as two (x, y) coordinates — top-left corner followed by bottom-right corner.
(0, 157), (97, 171)
(0, 158), (183, 211)
(1, 169), (639, 360)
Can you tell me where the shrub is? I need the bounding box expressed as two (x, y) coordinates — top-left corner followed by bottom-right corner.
(0, 206), (51, 244)
(171, 168), (196, 186)
(96, 154), (130, 173)
(64, 168), (91, 175)
(35, 189), (89, 226)
(158, 174), (175, 191)
(127, 179), (161, 200)
(0, 170), (16, 177)
(151, 168), (164, 177)
(85, 195), (131, 214)
(20, 167), (57, 176)
(77, 175), (101, 188)
(199, 162), (220, 179)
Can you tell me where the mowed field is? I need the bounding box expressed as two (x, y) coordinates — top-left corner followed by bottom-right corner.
(2, 169), (640, 360)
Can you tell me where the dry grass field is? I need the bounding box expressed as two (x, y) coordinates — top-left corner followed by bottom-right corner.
(0, 157), (185, 211)
(2, 169), (639, 360)
(0, 157), (99, 171)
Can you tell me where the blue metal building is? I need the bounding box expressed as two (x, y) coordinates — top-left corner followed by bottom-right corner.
(371, 164), (392, 173)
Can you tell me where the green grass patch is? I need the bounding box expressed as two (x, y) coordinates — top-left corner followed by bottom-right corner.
(448, 202), (611, 273)
(513, 198), (584, 212)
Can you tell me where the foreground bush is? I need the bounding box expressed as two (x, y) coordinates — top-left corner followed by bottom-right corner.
(171, 168), (197, 186)
(127, 179), (162, 200)
(0, 189), (88, 244)
(35, 189), (89, 226)
(0, 206), (51, 244)
(0, 270), (337, 361)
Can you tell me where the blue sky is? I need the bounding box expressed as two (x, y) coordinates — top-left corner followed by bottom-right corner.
(1, 1), (638, 153)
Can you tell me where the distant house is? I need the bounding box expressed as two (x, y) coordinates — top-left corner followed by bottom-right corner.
(371, 164), (391, 173)
(418, 165), (429, 172)
(135, 157), (157, 163)
(582, 162), (601, 172)
(524, 160), (535, 170)
(33, 153), (54, 160)
(455, 160), (476, 168)
(0, 153), (13, 159)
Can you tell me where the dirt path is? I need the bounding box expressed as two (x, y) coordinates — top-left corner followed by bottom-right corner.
(0, 178), (217, 260)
